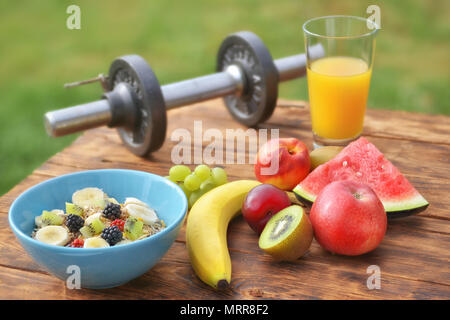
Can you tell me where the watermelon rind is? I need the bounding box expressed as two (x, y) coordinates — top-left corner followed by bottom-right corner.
(293, 185), (316, 203)
(382, 196), (429, 213)
(294, 186), (429, 219)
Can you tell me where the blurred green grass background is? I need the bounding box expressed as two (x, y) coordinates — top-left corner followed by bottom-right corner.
(1, 0), (449, 195)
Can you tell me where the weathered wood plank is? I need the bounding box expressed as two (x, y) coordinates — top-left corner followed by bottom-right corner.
(1, 98), (449, 299)
(0, 238), (449, 300)
(1, 203), (449, 297)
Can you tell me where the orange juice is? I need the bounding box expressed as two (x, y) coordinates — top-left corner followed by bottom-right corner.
(307, 56), (372, 140)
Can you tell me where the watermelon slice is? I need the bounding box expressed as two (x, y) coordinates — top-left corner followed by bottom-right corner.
(294, 137), (428, 218)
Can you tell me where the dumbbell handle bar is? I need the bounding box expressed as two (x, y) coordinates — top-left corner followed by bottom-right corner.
(45, 47), (321, 137)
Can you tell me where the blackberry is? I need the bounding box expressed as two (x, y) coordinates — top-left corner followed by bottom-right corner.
(101, 226), (123, 245)
(103, 202), (122, 220)
(65, 214), (85, 232)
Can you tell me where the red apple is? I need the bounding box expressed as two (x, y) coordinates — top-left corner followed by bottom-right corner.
(254, 138), (310, 191)
(310, 180), (387, 256)
(242, 184), (291, 235)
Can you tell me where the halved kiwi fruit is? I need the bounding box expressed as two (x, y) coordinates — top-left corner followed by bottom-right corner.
(258, 205), (313, 261)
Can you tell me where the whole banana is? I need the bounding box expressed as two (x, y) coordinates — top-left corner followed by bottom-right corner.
(186, 180), (260, 289)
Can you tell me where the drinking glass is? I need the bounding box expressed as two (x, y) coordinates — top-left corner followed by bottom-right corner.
(303, 15), (378, 148)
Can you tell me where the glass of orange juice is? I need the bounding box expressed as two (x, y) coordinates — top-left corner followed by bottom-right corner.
(303, 16), (378, 148)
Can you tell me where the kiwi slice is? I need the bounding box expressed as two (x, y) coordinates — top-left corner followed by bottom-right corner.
(66, 202), (84, 216)
(124, 217), (144, 240)
(258, 205), (313, 261)
(40, 210), (64, 226)
(309, 146), (343, 171)
(80, 217), (105, 238)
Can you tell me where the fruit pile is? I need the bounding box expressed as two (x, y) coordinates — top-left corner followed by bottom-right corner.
(166, 164), (228, 208)
(32, 187), (165, 248)
(251, 137), (427, 256)
(184, 136), (429, 290)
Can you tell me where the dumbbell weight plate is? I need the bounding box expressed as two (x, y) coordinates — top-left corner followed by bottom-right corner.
(108, 55), (167, 156)
(217, 31), (279, 127)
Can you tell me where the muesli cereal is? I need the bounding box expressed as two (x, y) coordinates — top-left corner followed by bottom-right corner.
(32, 187), (165, 248)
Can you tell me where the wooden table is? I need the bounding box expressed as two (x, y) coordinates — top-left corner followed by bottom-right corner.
(1, 99), (449, 300)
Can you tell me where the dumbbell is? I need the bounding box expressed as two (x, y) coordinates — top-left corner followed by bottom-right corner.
(44, 31), (323, 156)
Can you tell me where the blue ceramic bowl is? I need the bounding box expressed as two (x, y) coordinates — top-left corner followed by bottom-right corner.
(8, 169), (187, 289)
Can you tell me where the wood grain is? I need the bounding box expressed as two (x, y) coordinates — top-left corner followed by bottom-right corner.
(1, 98), (449, 299)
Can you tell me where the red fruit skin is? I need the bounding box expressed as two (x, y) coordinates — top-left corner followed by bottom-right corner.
(254, 138), (310, 191)
(310, 180), (387, 256)
(242, 184), (291, 235)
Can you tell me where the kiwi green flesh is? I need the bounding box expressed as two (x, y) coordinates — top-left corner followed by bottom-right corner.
(41, 210), (63, 226)
(124, 218), (143, 240)
(79, 218), (105, 237)
(259, 205), (303, 248)
(80, 225), (95, 237)
(90, 218), (105, 233)
(66, 202), (83, 216)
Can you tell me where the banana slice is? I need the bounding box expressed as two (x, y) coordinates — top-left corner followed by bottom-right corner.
(85, 212), (102, 225)
(125, 204), (158, 225)
(124, 197), (149, 208)
(72, 187), (106, 209)
(83, 237), (110, 248)
(35, 216), (43, 228)
(35, 226), (70, 246)
(115, 239), (132, 246)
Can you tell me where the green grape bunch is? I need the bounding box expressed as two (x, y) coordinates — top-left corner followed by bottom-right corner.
(166, 165), (228, 209)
